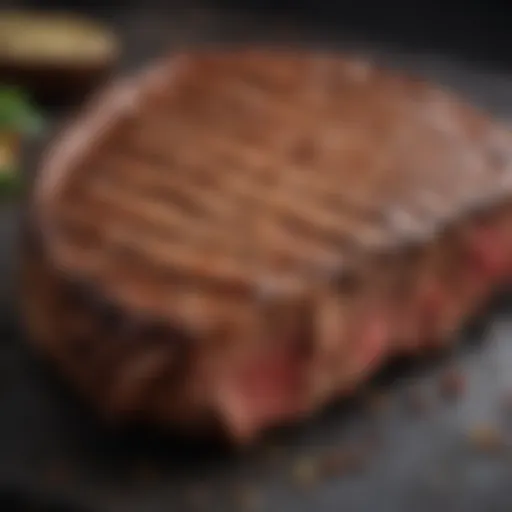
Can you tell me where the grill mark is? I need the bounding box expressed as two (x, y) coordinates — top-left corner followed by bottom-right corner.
(131, 106), (391, 181)
(54, 227), (256, 295)
(123, 123), (385, 217)
(78, 143), (386, 265)
(44, 52), (512, 319)
(205, 122), (489, 225)
(90, 173), (338, 264)
(54, 198), (318, 298)
(137, 115), (394, 197)
(103, 156), (388, 256)
(145, 81), (476, 195)
(79, 132), (500, 282)
(149, 184), (206, 219)
(104, 148), (242, 224)
(157, 57), (405, 136)
(119, 122), (396, 250)
(56, 185), (339, 292)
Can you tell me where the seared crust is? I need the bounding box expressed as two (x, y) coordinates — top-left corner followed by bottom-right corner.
(24, 49), (512, 439)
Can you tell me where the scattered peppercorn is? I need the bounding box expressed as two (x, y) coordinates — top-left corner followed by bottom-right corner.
(318, 441), (369, 479)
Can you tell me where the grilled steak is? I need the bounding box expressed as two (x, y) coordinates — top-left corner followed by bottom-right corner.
(22, 50), (512, 442)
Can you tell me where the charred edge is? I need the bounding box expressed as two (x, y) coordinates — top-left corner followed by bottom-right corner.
(121, 312), (194, 355)
(60, 281), (193, 393)
(88, 294), (124, 331)
(65, 278), (194, 349)
(24, 210), (195, 378)
(64, 277), (100, 309)
(110, 144), (212, 218)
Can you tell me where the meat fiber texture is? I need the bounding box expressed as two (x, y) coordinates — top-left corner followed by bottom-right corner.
(22, 49), (512, 443)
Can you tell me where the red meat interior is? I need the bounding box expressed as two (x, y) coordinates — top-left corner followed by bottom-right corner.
(210, 210), (512, 441)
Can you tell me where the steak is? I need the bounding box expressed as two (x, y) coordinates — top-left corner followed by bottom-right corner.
(22, 50), (512, 442)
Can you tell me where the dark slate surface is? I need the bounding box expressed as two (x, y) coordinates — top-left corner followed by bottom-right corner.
(2, 5), (512, 512)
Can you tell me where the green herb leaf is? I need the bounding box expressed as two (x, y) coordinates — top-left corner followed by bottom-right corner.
(0, 86), (44, 136)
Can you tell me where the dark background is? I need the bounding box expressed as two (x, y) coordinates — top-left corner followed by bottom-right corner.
(3, 0), (512, 68)
(3, 1), (512, 512)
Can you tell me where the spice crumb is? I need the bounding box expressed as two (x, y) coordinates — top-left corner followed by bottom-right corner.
(318, 450), (348, 478)
(319, 442), (368, 479)
(467, 425), (503, 453)
(292, 456), (319, 489)
(233, 485), (262, 511)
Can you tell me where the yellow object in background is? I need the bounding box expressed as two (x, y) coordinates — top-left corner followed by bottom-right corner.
(0, 10), (120, 103)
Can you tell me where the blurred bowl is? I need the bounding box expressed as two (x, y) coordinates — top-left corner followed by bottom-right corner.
(0, 10), (120, 104)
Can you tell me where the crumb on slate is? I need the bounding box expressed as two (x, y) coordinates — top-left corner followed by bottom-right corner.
(319, 443), (368, 478)
(292, 456), (319, 489)
(467, 424), (504, 453)
(233, 484), (262, 511)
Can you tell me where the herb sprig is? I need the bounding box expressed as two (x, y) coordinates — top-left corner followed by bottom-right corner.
(0, 86), (45, 198)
